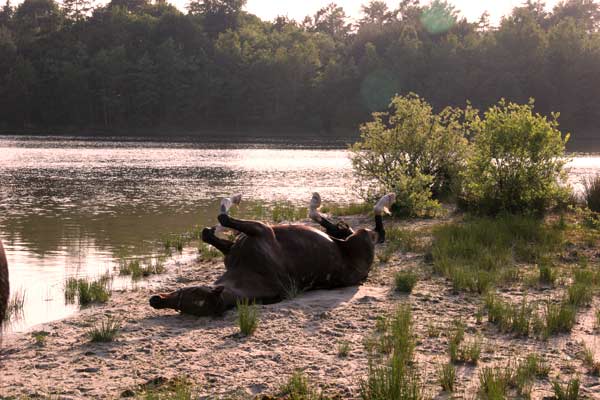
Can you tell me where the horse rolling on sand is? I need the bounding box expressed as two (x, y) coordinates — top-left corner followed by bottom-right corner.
(149, 193), (396, 317)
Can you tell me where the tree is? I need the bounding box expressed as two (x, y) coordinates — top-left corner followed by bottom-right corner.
(62, 0), (93, 21)
(308, 3), (351, 40)
(359, 1), (395, 27)
(187, 0), (246, 36)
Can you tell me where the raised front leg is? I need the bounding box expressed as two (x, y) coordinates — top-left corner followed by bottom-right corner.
(201, 227), (233, 255)
(217, 214), (273, 238)
(318, 217), (354, 240)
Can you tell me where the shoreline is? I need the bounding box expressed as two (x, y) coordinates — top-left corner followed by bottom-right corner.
(1, 215), (599, 399)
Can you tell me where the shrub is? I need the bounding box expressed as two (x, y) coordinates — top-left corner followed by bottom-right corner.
(394, 271), (418, 293)
(350, 93), (470, 217)
(583, 174), (600, 212)
(461, 99), (569, 215)
(236, 298), (259, 336)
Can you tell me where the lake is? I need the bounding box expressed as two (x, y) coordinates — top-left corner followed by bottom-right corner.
(0, 135), (599, 333)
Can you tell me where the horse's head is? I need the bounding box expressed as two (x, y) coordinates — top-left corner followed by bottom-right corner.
(149, 285), (226, 316)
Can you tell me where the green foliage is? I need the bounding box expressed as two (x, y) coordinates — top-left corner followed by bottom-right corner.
(394, 271), (418, 293)
(141, 377), (194, 400)
(431, 216), (563, 293)
(538, 260), (557, 285)
(236, 298), (259, 336)
(350, 93), (469, 217)
(484, 293), (534, 337)
(87, 317), (121, 342)
(119, 258), (166, 280)
(31, 330), (49, 347)
(478, 366), (512, 399)
(543, 301), (577, 337)
(566, 283), (594, 307)
(461, 99), (569, 215)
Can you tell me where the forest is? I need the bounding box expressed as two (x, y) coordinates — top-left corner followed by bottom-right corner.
(0, 0), (599, 136)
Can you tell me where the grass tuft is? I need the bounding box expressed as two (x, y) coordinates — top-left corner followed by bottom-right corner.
(337, 341), (351, 358)
(394, 271), (418, 293)
(87, 317), (121, 342)
(280, 370), (321, 399)
(552, 378), (580, 400)
(236, 298), (259, 336)
(360, 305), (423, 400)
(31, 330), (50, 347)
(3, 288), (26, 321)
(65, 274), (112, 305)
(437, 363), (455, 392)
(583, 174), (600, 212)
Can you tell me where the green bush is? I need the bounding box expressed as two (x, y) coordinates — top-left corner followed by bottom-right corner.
(350, 93), (470, 217)
(461, 99), (569, 215)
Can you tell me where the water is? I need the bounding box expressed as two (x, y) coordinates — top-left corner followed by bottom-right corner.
(0, 135), (358, 333)
(0, 135), (599, 333)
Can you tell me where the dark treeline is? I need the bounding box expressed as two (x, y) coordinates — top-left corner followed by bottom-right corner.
(0, 0), (599, 135)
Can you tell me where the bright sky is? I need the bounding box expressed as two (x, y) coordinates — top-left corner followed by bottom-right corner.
(242, 0), (562, 24)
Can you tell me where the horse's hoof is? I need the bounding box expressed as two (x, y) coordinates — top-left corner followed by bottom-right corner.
(201, 227), (215, 242)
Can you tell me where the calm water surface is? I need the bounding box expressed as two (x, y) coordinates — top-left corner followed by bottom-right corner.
(0, 135), (598, 333)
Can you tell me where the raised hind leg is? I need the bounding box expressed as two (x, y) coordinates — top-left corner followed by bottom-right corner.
(201, 227), (234, 255)
(308, 192), (354, 240)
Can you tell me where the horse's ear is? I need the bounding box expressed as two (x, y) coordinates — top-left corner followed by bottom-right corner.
(211, 285), (225, 295)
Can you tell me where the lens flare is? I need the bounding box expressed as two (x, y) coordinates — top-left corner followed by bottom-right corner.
(420, 0), (457, 35)
(360, 68), (400, 112)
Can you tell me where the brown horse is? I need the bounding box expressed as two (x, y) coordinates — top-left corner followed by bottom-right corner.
(0, 239), (9, 323)
(149, 194), (394, 317)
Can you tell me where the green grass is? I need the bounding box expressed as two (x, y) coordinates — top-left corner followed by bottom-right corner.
(279, 370), (324, 400)
(271, 202), (308, 223)
(583, 174), (600, 212)
(378, 228), (423, 263)
(320, 202), (371, 216)
(437, 363), (456, 392)
(595, 309), (600, 330)
(31, 330), (50, 347)
(552, 378), (580, 400)
(478, 365), (512, 399)
(566, 283), (594, 307)
(87, 317), (121, 342)
(581, 345), (600, 376)
(3, 288), (26, 321)
(394, 271), (418, 293)
(236, 298), (259, 336)
(484, 293), (534, 337)
(360, 305), (423, 400)
(119, 258), (165, 280)
(337, 341), (351, 358)
(543, 301), (577, 338)
(140, 377), (193, 400)
(538, 259), (557, 285)
(198, 243), (221, 260)
(64, 275), (111, 305)
(431, 216), (563, 293)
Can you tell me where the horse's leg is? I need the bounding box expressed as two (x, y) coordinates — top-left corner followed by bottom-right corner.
(201, 227), (233, 255)
(373, 193), (396, 243)
(0, 240), (9, 324)
(218, 214), (273, 238)
(308, 192), (354, 239)
(318, 217), (354, 240)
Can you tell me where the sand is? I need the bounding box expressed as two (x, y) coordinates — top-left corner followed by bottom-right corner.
(1, 216), (599, 399)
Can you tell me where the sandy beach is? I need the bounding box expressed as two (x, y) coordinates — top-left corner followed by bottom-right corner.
(1, 216), (599, 399)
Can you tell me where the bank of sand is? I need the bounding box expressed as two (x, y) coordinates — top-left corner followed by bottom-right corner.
(1, 216), (599, 399)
